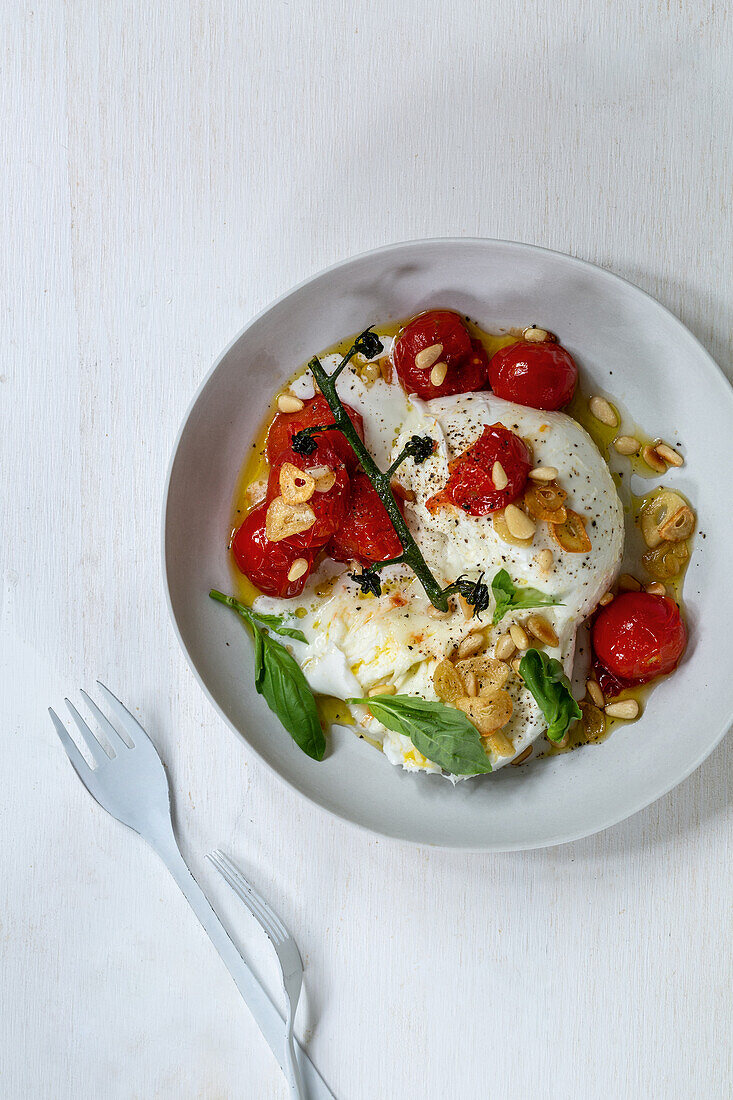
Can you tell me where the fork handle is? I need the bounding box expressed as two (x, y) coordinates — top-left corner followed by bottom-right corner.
(154, 834), (332, 1100)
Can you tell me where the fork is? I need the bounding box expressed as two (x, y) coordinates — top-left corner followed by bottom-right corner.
(49, 682), (334, 1100)
(208, 849), (305, 1099)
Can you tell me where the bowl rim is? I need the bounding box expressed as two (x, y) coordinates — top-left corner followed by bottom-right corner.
(161, 235), (733, 851)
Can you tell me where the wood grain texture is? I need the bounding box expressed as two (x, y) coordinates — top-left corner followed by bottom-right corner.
(1, 2), (731, 1097)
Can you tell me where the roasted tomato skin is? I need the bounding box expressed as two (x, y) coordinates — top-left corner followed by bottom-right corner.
(266, 395), (364, 470)
(392, 310), (489, 399)
(426, 423), (532, 516)
(592, 592), (687, 685)
(489, 341), (578, 410)
(267, 442), (350, 550)
(327, 472), (404, 566)
(231, 504), (315, 598)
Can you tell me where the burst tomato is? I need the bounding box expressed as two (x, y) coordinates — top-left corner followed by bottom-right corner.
(231, 504), (315, 598)
(488, 341), (578, 410)
(392, 310), (489, 399)
(592, 592), (687, 685)
(327, 472), (404, 565)
(426, 423), (532, 515)
(266, 395), (364, 470)
(267, 442), (350, 550)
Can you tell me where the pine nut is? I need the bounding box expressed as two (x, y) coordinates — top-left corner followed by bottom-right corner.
(457, 632), (484, 659)
(522, 326), (554, 343)
(458, 595), (474, 621)
(430, 361), (448, 387)
(464, 671), (478, 697)
(287, 558), (309, 582)
(642, 443), (667, 473)
(537, 549), (554, 572)
(510, 746), (533, 765)
(368, 683), (396, 697)
(605, 699), (639, 720)
(378, 357), (393, 383)
(614, 435), (640, 456)
(277, 393), (305, 414)
(528, 466), (559, 481)
(618, 573), (641, 592)
(504, 504), (536, 540)
(586, 680), (604, 707)
(361, 362), (381, 384)
(599, 591), (614, 606)
(494, 633), (516, 660)
(645, 582), (666, 596)
(511, 657), (523, 674)
(492, 461), (509, 490)
(589, 395), (618, 427)
(656, 442), (684, 467)
(527, 614), (559, 647)
(415, 343), (443, 370)
(509, 623), (530, 651)
(427, 604), (452, 619)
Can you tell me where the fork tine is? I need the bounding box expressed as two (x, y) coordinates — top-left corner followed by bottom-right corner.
(49, 708), (93, 779)
(80, 689), (129, 754)
(94, 681), (144, 747)
(64, 699), (109, 766)
(212, 851), (289, 938)
(207, 851), (287, 942)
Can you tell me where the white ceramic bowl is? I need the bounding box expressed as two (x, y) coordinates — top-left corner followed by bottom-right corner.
(163, 238), (732, 850)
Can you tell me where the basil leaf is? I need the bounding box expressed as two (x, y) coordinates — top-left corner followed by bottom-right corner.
(491, 568), (562, 626)
(256, 629), (326, 760)
(348, 694), (492, 775)
(518, 648), (581, 742)
(209, 589), (307, 642)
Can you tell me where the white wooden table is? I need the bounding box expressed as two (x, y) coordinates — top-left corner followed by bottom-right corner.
(3, 4), (731, 1098)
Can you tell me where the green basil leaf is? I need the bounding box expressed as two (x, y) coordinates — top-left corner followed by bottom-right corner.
(256, 630), (325, 760)
(518, 648), (581, 742)
(347, 694), (492, 775)
(209, 589), (307, 642)
(491, 569), (562, 626)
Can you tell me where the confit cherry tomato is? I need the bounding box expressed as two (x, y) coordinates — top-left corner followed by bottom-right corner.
(327, 471), (404, 566)
(267, 441), (350, 550)
(231, 504), (316, 598)
(488, 341), (578, 410)
(426, 423), (532, 516)
(592, 592), (687, 685)
(266, 395), (364, 471)
(392, 310), (489, 400)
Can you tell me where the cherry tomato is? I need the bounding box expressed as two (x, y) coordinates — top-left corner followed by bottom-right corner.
(266, 395), (364, 470)
(489, 341), (578, 410)
(231, 504), (315, 598)
(267, 442), (350, 550)
(327, 472), (404, 565)
(426, 423), (532, 516)
(392, 310), (488, 399)
(592, 592), (687, 685)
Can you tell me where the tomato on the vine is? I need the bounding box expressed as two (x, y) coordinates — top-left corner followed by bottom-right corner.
(426, 424), (532, 516)
(266, 395), (364, 471)
(231, 504), (316, 598)
(327, 472), (404, 565)
(488, 341), (578, 410)
(267, 442), (350, 550)
(392, 310), (488, 400)
(592, 592), (687, 685)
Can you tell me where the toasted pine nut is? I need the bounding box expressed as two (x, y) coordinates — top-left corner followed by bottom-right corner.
(287, 558), (309, 582)
(378, 357), (393, 383)
(528, 466), (559, 481)
(589, 395), (618, 427)
(504, 504), (536, 540)
(522, 326), (554, 343)
(277, 393), (304, 414)
(599, 591), (614, 606)
(457, 632), (484, 659)
(509, 623), (530, 651)
(464, 671), (478, 697)
(492, 461), (509, 490)
(614, 435), (640, 455)
(511, 657), (523, 674)
(427, 604), (452, 619)
(511, 746), (533, 765)
(430, 361), (448, 387)
(656, 442), (684, 467)
(586, 680), (605, 707)
(527, 614), (559, 647)
(605, 699), (639, 720)
(645, 582), (666, 596)
(618, 573), (641, 592)
(494, 633), (516, 660)
(415, 343), (443, 370)
(458, 595), (474, 621)
(642, 443), (667, 473)
(537, 548), (554, 572)
(368, 683), (397, 697)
